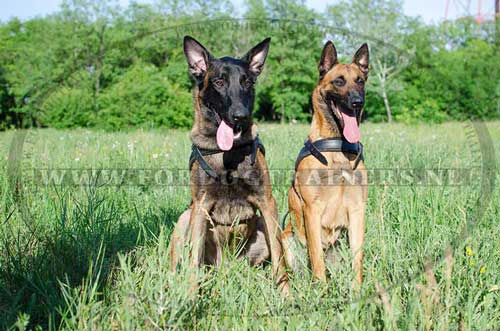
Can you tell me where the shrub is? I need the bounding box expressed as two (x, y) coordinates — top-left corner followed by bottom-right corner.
(96, 62), (193, 130)
(40, 87), (95, 128)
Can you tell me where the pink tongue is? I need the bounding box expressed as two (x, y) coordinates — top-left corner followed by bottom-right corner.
(341, 112), (361, 143)
(216, 120), (235, 151)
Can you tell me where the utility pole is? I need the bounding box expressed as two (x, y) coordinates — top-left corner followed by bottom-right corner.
(444, 0), (497, 22)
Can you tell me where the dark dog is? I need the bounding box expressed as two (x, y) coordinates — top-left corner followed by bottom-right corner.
(169, 36), (289, 293)
(282, 41), (369, 285)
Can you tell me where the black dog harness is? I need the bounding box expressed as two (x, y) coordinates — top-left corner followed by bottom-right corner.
(189, 136), (265, 180)
(281, 138), (364, 229)
(295, 138), (364, 171)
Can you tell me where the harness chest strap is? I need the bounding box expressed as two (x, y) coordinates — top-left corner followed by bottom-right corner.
(295, 138), (364, 171)
(189, 136), (266, 180)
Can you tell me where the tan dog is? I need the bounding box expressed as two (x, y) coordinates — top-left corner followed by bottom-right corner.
(282, 41), (369, 285)
(169, 36), (288, 294)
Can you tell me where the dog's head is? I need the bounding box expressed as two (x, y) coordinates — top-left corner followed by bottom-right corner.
(183, 36), (270, 151)
(316, 41), (369, 143)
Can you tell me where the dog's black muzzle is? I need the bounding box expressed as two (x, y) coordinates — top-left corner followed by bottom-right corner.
(348, 92), (365, 110)
(228, 108), (251, 132)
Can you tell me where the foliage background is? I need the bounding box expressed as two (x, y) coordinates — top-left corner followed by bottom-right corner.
(0, 0), (499, 130)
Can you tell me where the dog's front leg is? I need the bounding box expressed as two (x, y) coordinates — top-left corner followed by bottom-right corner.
(304, 203), (327, 282)
(254, 196), (290, 295)
(189, 201), (209, 268)
(169, 208), (192, 271)
(348, 207), (365, 286)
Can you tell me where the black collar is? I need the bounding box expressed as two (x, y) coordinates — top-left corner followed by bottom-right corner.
(189, 136), (265, 180)
(295, 138), (364, 171)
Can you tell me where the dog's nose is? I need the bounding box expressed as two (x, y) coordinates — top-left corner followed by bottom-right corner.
(232, 112), (249, 123)
(351, 97), (364, 109)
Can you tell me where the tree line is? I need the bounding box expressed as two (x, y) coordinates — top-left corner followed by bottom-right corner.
(0, 0), (498, 130)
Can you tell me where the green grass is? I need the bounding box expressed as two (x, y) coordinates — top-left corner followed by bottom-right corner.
(0, 122), (499, 330)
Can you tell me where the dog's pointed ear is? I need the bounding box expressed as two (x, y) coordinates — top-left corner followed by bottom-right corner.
(352, 43), (369, 78)
(318, 41), (338, 79)
(242, 37), (271, 76)
(183, 36), (212, 79)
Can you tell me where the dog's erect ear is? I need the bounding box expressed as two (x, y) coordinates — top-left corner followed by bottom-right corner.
(352, 43), (369, 78)
(242, 37), (271, 76)
(183, 36), (212, 79)
(318, 41), (338, 79)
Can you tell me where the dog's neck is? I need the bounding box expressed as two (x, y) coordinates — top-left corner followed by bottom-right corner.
(309, 86), (343, 141)
(190, 88), (257, 150)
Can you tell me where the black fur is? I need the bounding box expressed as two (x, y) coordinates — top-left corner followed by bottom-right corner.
(184, 36), (270, 135)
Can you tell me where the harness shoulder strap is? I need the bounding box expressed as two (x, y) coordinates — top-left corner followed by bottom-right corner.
(305, 139), (328, 165)
(294, 138), (364, 171)
(189, 145), (219, 180)
(251, 135), (265, 165)
(189, 135), (266, 178)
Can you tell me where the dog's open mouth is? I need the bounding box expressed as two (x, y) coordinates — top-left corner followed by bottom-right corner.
(211, 112), (242, 151)
(330, 100), (360, 144)
(216, 120), (242, 151)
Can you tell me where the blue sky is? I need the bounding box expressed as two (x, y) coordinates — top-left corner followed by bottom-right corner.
(0, 0), (494, 23)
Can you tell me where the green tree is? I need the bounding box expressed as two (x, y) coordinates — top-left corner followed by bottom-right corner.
(399, 18), (499, 122)
(327, 0), (412, 122)
(96, 62), (192, 130)
(245, 0), (324, 122)
(58, 0), (124, 111)
(0, 0), (498, 130)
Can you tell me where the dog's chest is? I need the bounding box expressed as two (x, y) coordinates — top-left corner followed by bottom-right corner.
(192, 152), (265, 225)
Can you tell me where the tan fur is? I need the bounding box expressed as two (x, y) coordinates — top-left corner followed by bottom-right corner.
(282, 55), (368, 286)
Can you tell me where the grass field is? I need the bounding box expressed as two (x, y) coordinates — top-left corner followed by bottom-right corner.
(0, 122), (499, 330)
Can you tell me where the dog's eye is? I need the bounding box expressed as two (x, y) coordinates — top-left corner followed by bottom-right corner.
(356, 77), (365, 85)
(333, 78), (345, 87)
(243, 79), (253, 89)
(213, 79), (225, 88)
